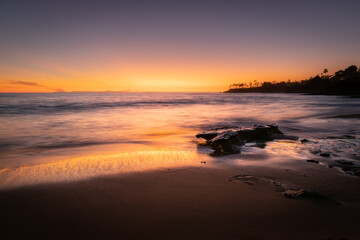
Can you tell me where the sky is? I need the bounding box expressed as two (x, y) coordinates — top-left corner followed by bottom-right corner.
(0, 0), (360, 92)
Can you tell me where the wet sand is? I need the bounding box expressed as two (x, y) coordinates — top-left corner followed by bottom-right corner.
(1, 164), (360, 240)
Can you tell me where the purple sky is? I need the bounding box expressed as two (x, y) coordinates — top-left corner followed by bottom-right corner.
(1, 0), (359, 92)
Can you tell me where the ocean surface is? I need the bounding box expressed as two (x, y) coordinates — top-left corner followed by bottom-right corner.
(1, 92), (359, 188)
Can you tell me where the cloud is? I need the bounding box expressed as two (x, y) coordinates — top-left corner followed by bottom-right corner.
(8, 80), (64, 92)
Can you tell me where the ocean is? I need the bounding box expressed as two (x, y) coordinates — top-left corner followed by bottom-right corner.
(0, 92), (359, 188)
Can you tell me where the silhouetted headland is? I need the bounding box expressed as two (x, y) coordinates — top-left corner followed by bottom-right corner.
(226, 65), (360, 97)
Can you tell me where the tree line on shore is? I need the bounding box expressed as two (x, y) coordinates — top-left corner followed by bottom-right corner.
(226, 65), (360, 96)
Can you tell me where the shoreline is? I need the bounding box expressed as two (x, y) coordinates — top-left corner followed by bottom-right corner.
(1, 164), (360, 240)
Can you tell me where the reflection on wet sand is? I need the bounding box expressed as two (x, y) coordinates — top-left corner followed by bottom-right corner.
(0, 150), (207, 189)
(266, 140), (306, 157)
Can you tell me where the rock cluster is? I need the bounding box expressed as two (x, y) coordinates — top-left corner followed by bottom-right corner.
(196, 124), (295, 154)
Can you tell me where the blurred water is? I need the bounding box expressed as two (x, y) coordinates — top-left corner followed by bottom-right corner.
(0, 92), (359, 169)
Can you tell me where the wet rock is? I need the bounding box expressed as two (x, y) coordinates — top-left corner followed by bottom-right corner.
(230, 175), (339, 204)
(255, 142), (267, 148)
(335, 160), (353, 165)
(349, 168), (360, 176)
(197, 124), (282, 141)
(209, 131), (242, 153)
(341, 166), (352, 171)
(330, 160), (360, 177)
(306, 159), (319, 164)
(283, 189), (339, 204)
(327, 135), (355, 139)
(236, 124), (285, 142)
(310, 150), (321, 155)
(342, 135), (355, 139)
(196, 124), (295, 154)
(320, 153), (331, 157)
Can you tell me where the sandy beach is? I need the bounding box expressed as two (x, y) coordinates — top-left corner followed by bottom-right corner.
(1, 162), (360, 240)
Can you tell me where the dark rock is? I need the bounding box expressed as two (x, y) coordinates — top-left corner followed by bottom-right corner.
(196, 124), (293, 154)
(301, 139), (309, 143)
(196, 131), (220, 141)
(283, 189), (339, 204)
(348, 168), (360, 176)
(327, 135), (355, 139)
(342, 135), (355, 139)
(197, 124), (282, 141)
(330, 160), (360, 177)
(341, 167), (351, 171)
(335, 160), (353, 165)
(256, 142), (267, 148)
(236, 124), (284, 142)
(209, 131), (242, 153)
(310, 150), (321, 155)
(306, 159), (319, 164)
(320, 153), (331, 157)
(278, 135), (299, 141)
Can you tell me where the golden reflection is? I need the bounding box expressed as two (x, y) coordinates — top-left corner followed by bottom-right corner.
(0, 150), (207, 189)
(143, 130), (186, 137)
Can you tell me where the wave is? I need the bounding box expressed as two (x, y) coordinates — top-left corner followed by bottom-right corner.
(1, 92), (359, 115)
(0, 99), (214, 115)
(0, 139), (150, 153)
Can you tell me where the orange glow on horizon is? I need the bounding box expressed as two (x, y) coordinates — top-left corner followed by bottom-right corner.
(1, 41), (352, 93)
(0, 64), (318, 93)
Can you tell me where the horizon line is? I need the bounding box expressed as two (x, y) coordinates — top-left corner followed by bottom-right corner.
(0, 90), (224, 94)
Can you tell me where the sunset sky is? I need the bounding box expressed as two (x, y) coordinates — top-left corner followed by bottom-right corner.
(1, 0), (359, 92)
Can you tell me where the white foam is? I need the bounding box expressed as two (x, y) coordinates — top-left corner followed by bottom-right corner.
(0, 150), (205, 189)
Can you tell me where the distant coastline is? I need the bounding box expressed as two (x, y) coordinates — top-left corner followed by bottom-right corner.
(225, 65), (360, 97)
